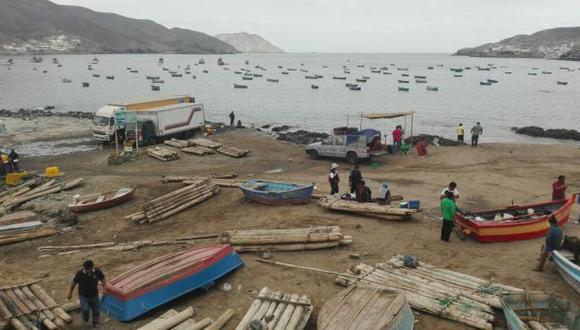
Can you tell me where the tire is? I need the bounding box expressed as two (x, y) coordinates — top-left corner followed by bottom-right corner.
(146, 137), (158, 146)
(307, 149), (319, 159)
(346, 151), (358, 164)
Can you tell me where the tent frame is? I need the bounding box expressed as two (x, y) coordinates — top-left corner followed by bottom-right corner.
(347, 112), (415, 141)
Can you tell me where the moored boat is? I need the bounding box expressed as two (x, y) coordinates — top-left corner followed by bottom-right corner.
(318, 287), (414, 330)
(487, 79), (498, 83)
(398, 86), (409, 92)
(101, 245), (243, 321)
(557, 81), (568, 85)
(426, 85), (439, 91)
(69, 188), (134, 213)
(333, 76), (347, 80)
(240, 180), (314, 205)
(398, 80), (409, 84)
(349, 85), (361, 91)
(501, 292), (579, 330)
(552, 240), (580, 294)
(106, 75), (114, 80)
(151, 85), (160, 91)
(61, 78), (72, 83)
(415, 79), (427, 83)
(311, 84), (319, 89)
(82, 82), (89, 87)
(266, 78), (279, 83)
(480, 81), (492, 86)
(242, 76), (253, 81)
(456, 194), (576, 243)
(233, 83), (248, 89)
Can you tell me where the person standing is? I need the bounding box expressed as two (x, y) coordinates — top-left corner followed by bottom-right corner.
(392, 125), (403, 151)
(552, 175), (567, 200)
(329, 163), (340, 195)
(440, 190), (457, 242)
(456, 123), (464, 144)
(67, 260), (106, 328)
(470, 122), (483, 147)
(349, 165), (362, 194)
(533, 216), (563, 271)
(440, 182), (460, 201)
(229, 111), (235, 127)
(8, 149), (19, 172)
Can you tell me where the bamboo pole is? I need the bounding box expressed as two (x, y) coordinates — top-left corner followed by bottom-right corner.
(30, 284), (72, 323)
(236, 287), (270, 330)
(147, 188), (219, 224)
(137, 307), (193, 330)
(190, 317), (214, 330)
(205, 309), (235, 330)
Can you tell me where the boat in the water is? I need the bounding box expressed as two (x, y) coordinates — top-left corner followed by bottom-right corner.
(456, 194), (576, 243)
(82, 82), (89, 87)
(198, 58), (205, 64)
(557, 81), (568, 85)
(414, 75), (426, 79)
(242, 76), (253, 81)
(415, 79), (427, 83)
(553, 238), (579, 294)
(240, 180), (314, 205)
(398, 80), (409, 84)
(501, 292), (579, 330)
(528, 72), (537, 76)
(487, 79), (498, 83)
(349, 85), (361, 91)
(505, 71), (513, 74)
(401, 73), (410, 77)
(311, 84), (319, 89)
(398, 86), (409, 92)
(101, 245), (243, 321)
(61, 78), (72, 83)
(69, 188), (134, 213)
(426, 86), (439, 91)
(333, 76), (347, 80)
(233, 83), (248, 89)
(266, 78), (279, 83)
(480, 81), (492, 86)
(151, 85), (160, 91)
(318, 287), (414, 330)
(454, 74), (463, 77)
(106, 75), (114, 80)
(152, 79), (164, 84)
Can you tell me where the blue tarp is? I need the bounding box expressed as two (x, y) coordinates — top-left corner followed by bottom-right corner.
(346, 129), (381, 144)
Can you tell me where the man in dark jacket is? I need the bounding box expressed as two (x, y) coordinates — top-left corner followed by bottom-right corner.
(534, 216), (563, 271)
(349, 165), (362, 194)
(229, 111), (235, 127)
(329, 163), (339, 195)
(68, 260), (106, 328)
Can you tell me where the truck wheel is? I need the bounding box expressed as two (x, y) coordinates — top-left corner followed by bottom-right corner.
(346, 152), (358, 164)
(307, 150), (319, 159)
(146, 137), (157, 146)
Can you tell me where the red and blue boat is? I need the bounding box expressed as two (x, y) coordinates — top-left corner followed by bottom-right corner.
(456, 194), (576, 243)
(240, 180), (315, 205)
(101, 245), (243, 321)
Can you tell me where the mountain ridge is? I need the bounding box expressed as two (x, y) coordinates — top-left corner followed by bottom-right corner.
(215, 32), (283, 53)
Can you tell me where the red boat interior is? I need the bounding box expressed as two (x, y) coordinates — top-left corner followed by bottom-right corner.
(460, 199), (566, 223)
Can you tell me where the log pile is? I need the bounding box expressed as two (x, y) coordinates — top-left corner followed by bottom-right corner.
(182, 146), (215, 156)
(335, 255), (523, 330)
(189, 138), (223, 149)
(0, 213), (57, 246)
(216, 146), (250, 158)
(164, 138), (191, 149)
(0, 282), (72, 330)
(160, 175), (243, 188)
(125, 178), (219, 224)
(146, 147), (179, 161)
(319, 195), (416, 220)
(236, 287), (312, 330)
(218, 226), (352, 252)
(136, 306), (233, 330)
(2, 178), (84, 210)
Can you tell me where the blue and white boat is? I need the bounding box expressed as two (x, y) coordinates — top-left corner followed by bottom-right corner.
(240, 180), (315, 205)
(553, 250), (580, 294)
(501, 292), (579, 330)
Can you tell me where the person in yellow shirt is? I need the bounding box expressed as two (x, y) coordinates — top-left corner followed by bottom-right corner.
(456, 123), (465, 145)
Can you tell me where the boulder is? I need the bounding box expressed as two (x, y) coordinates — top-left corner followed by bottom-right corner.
(277, 130), (329, 145)
(514, 126), (545, 137)
(544, 128), (580, 140)
(404, 134), (459, 146)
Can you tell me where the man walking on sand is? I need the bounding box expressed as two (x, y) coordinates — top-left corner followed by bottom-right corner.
(329, 163), (340, 195)
(471, 122), (483, 146)
(349, 165), (362, 194)
(456, 123), (464, 144)
(68, 260), (106, 328)
(229, 111), (235, 127)
(533, 216), (563, 271)
(552, 175), (567, 201)
(440, 190), (457, 242)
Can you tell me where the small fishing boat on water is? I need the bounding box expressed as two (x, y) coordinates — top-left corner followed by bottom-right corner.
(415, 79), (427, 83)
(333, 76), (347, 80)
(253, 73), (263, 77)
(542, 71), (552, 74)
(69, 188), (134, 213)
(82, 82), (89, 87)
(101, 245), (244, 321)
(398, 80), (410, 84)
(240, 180), (314, 205)
(151, 85), (160, 91)
(318, 287), (414, 330)
(401, 73), (409, 77)
(305, 75), (317, 79)
(398, 86), (409, 92)
(266, 78), (279, 83)
(242, 76), (253, 81)
(528, 72), (537, 76)
(553, 236), (580, 294)
(456, 194), (577, 243)
(202, 70), (208, 73)
(505, 71), (512, 74)
(426, 85), (439, 91)
(233, 83), (248, 89)
(92, 74), (100, 78)
(480, 81), (492, 86)
(557, 81), (568, 85)
(198, 58), (205, 64)
(106, 75), (114, 80)
(427, 66), (434, 70)
(355, 78), (367, 83)
(453, 74), (463, 77)
(61, 78), (72, 83)
(281, 71), (289, 75)
(501, 292), (579, 330)
(414, 75), (426, 79)
(152, 79), (164, 84)
(349, 85), (361, 91)
(383, 71), (392, 75)
(487, 79), (498, 83)
(311, 84), (319, 89)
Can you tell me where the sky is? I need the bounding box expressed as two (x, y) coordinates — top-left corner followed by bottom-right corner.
(52, 0), (580, 53)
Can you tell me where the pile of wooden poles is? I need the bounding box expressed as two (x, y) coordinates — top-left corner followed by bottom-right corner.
(0, 211), (57, 247)
(0, 281), (72, 330)
(125, 177), (219, 224)
(335, 255), (523, 330)
(189, 138), (222, 149)
(136, 307), (234, 330)
(218, 226), (352, 252)
(164, 138), (191, 149)
(216, 146), (250, 158)
(236, 287), (312, 330)
(146, 147), (179, 161)
(319, 195), (416, 220)
(182, 146), (215, 156)
(2, 178), (83, 210)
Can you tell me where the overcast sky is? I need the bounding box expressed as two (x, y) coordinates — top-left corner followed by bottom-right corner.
(53, 0), (580, 53)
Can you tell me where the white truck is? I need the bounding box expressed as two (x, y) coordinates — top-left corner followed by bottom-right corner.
(91, 96), (205, 145)
(305, 128), (385, 164)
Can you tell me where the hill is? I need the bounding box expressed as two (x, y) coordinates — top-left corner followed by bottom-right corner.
(0, 0), (237, 54)
(455, 26), (580, 60)
(215, 32), (283, 53)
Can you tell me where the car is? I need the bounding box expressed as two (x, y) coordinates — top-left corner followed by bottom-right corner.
(305, 129), (385, 164)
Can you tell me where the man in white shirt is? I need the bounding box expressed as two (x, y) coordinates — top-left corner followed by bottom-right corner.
(440, 181), (459, 201)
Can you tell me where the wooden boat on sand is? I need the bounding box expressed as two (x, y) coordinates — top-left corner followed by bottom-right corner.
(319, 195), (416, 220)
(69, 188), (134, 213)
(318, 286), (414, 330)
(101, 245), (243, 321)
(456, 194), (576, 243)
(552, 242), (580, 294)
(501, 292), (579, 330)
(240, 180), (314, 205)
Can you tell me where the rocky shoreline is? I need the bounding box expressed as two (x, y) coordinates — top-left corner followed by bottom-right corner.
(0, 108), (94, 119)
(512, 126), (580, 141)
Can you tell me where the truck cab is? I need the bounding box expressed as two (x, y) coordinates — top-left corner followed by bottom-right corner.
(305, 129), (384, 164)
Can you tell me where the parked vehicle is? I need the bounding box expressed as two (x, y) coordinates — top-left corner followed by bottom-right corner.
(305, 129), (385, 164)
(91, 96), (205, 145)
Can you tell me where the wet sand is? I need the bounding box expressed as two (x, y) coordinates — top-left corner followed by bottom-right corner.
(1, 127), (580, 330)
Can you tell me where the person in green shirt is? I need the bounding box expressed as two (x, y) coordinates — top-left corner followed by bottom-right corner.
(440, 190), (457, 242)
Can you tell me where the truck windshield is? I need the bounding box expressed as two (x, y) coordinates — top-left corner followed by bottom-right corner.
(92, 115), (110, 126)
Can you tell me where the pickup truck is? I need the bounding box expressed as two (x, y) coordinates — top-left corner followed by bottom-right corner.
(305, 128), (385, 164)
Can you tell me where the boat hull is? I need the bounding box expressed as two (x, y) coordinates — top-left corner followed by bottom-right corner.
(501, 292), (580, 330)
(553, 250), (580, 294)
(456, 195), (575, 243)
(69, 189), (134, 213)
(240, 181), (314, 205)
(100, 246), (243, 321)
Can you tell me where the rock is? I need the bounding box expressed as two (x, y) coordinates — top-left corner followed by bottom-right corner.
(513, 126), (580, 141)
(276, 130), (329, 145)
(514, 126), (545, 137)
(271, 125), (290, 132)
(405, 134), (459, 146)
(260, 124), (271, 129)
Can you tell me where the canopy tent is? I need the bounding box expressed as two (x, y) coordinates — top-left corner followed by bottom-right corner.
(347, 111), (415, 142)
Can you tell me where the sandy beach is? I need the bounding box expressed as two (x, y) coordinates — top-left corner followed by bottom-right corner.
(1, 123), (580, 330)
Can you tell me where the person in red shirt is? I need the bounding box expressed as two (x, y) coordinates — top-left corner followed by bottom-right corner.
(392, 125), (403, 150)
(552, 175), (567, 200)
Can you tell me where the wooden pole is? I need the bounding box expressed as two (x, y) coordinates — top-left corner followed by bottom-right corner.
(137, 307), (193, 330)
(205, 309), (234, 330)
